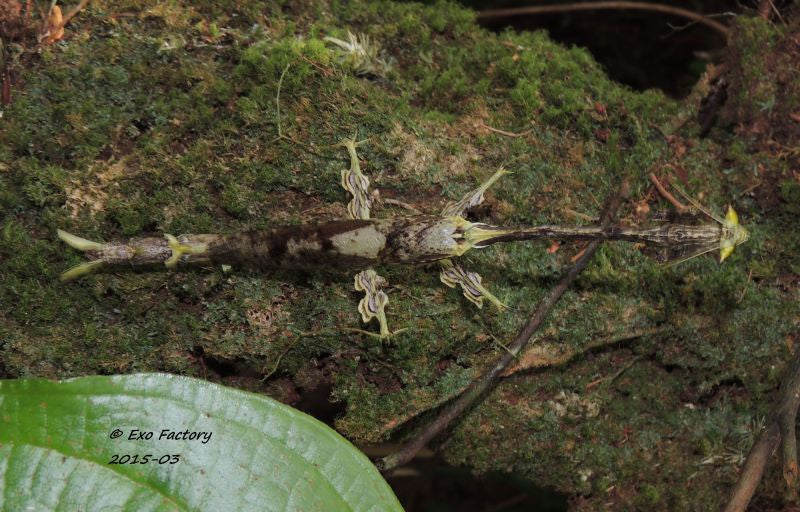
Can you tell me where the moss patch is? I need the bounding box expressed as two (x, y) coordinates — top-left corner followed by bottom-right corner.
(1, 0), (798, 508)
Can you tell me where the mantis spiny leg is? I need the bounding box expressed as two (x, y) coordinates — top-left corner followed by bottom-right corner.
(439, 168), (510, 310)
(354, 269), (391, 338)
(340, 137), (372, 220)
(439, 259), (507, 310)
(339, 138), (395, 337)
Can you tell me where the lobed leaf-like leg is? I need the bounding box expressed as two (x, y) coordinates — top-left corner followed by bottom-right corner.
(339, 138), (372, 220)
(439, 259), (507, 310)
(354, 268), (392, 338)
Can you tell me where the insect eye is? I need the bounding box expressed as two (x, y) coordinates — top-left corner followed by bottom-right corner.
(725, 205), (740, 227)
(720, 244), (735, 263)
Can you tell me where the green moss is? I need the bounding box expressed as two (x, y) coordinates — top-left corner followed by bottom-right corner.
(721, 17), (782, 129)
(637, 484), (662, 506)
(1, 1), (798, 509)
(780, 179), (800, 215)
(510, 78), (545, 117)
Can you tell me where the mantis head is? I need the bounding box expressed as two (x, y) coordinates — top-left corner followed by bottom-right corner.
(719, 205), (749, 263)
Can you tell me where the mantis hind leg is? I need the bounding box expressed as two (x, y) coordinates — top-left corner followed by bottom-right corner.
(353, 268), (398, 339)
(438, 168), (511, 311)
(338, 140), (399, 338)
(439, 259), (507, 310)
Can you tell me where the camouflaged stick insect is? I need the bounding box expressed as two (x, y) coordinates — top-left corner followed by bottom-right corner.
(58, 140), (749, 338)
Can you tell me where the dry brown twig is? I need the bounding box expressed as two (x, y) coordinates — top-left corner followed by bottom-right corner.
(477, 1), (730, 40)
(370, 325), (665, 439)
(376, 179), (629, 472)
(757, 0), (783, 23)
(758, 0), (772, 20)
(502, 327), (665, 377)
(481, 123), (534, 138)
(649, 172), (688, 212)
(724, 348), (800, 512)
(59, 0), (90, 28)
(382, 198), (422, 214)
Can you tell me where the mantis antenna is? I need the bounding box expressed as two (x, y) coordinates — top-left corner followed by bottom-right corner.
(670, 181), (725, 225)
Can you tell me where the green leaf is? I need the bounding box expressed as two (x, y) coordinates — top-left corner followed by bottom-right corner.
(0, 373), (403, 512)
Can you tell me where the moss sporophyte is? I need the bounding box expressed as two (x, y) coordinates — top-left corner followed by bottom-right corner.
(58, 138), (749, 339)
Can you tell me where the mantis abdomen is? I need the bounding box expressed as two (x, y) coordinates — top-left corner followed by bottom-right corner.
(59, 215), (477, 279)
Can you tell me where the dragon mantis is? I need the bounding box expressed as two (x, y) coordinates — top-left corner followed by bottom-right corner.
(58, 139), (749, 338)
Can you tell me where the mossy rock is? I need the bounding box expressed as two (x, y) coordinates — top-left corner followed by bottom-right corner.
(1, 1), (798, 509)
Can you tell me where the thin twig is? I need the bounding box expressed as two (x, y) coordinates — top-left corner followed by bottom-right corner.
(665, 12), (736, 35)
(39, 0), (57, 40)
(376, 180), (629, 472)
(739, 180), (763, 197)
(477, 2), (730, 40)
(383, 198), (422, 214)
(372, 325), (663, 439)
(275, 62), (290, 139)
(298, 53), (333, 77)
(489, 333), (518, 360)
(563, 207), (596, 222)
(757, 0), (772, 20)
(585, 354), (642, 391)
(482, 123), (534, 138)
(724, 348), (800, 512)
(570, 243), (588, 263)
(649, 172), (687, 212)
(270, 62), (330, 159)
(725, 422), (780, 512)
(60, 0), (91, 27)
(503, 326), (665, 378)
(770, 2), (785, 24)
(261, 336), (301, 381)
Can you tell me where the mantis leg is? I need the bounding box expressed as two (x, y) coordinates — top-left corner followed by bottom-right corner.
(339, 138), (372, 221)
(354, 268), (392, 339)
(439, 259), (507, 310)
(338, 139), (396, 337)
(438, 168), (509, 310)
(440, 167), (510, 218)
